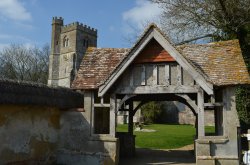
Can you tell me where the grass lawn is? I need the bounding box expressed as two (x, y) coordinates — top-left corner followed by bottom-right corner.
(117, 124), (214, 149)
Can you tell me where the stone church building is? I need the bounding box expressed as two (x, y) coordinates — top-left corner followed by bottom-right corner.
(46, 17), (250, 165)
(48, 17), (97, 87)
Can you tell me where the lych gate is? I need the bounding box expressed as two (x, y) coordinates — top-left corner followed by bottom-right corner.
(72, 24), (250, 165)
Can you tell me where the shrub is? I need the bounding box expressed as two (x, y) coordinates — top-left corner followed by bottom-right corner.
(141, 101), (163, 124)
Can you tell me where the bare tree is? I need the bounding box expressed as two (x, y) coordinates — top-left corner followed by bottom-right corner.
(151, 0), (250, 129)
(0, 44), (50, 84)
(151, 0), (250, 65)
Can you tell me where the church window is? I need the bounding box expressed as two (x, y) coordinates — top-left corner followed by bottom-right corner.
(83, 39), (90, 48)
(83, 39), (86, 47)
(63, 36), (69, 47)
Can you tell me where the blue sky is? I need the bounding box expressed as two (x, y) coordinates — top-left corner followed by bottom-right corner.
(0, 0), (162, 50)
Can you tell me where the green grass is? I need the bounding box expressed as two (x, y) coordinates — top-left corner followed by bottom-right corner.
(117, 124), (130, 132)
(205, 126), (215, 135)
(117, 124), (215, 149)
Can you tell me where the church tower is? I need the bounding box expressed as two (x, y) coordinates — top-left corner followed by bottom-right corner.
(48, 17), (97, 87)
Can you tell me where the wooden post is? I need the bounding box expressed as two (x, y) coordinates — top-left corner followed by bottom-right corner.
(197, 88), (205, 137)
(130, 69), (134, 86)
(177, 65), (182, 85)
(195, 115), (198, 138)
(141, 65), (146, 86)
(91, 91), (95, 135)
(128, 102), (134, 135)
(165, 64), (170, 85)
(214, 107), (218, 135)
(153, 65), (157, 85)
(110, 94), (117, 137)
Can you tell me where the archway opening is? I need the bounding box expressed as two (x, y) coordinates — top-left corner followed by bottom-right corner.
(116, 93), (206, 165)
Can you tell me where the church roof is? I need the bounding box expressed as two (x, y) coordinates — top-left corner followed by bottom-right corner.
(72, 25), (250, 90)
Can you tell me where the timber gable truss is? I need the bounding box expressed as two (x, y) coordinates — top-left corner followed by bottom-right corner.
(98, 24), (214, 97)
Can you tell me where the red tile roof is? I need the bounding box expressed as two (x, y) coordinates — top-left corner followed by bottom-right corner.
(72, 40), (250, 89)
(72, 48), (129, 89)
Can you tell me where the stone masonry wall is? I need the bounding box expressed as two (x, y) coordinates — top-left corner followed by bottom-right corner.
(0, 104), (118, 165)
(0, 105), (60, 164)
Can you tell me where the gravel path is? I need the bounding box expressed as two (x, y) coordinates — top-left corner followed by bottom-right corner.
(119, 145), (196, 165)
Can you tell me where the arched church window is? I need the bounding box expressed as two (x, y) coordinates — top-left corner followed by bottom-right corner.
(63, 36), (69, 47)
(83, 39), (89, 48)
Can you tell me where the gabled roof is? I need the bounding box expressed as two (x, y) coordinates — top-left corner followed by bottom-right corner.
(72, 24), (250, 96)
(178, 40), (250, 86)
(72, 48), (129, 89)
(97, 24), (214, 96)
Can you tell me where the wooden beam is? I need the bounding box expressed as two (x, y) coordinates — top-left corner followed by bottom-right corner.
(132, 101), (145, 116)
(94, 103), (110, 108)
(130, 69), (134, 86)
(176, 94), (198, 114)
(128, 102), (134, 135)
(116, 85), (199, 94)
(141, 65), (146, 86)
(117, 94), (136, 112)
(101, 97), (104, 104)
(118, 109), (130, 111)
(197, 88), (205, 137)
(165, 64), (170, 85)
(177, 65), (182, 85)
(204, 103), (223, 107)
(91, 91), (95, 135)
(110, 94), (116, 137)
(153, 65), (157, 85)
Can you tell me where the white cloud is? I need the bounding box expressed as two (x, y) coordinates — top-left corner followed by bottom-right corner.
(123, 0), (162, 31)
(0, 0), (32, 21)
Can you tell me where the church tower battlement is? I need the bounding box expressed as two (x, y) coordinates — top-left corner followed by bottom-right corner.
(48, 17), (97, 87)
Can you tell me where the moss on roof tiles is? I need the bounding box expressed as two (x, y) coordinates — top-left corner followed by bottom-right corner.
(72, 27), (250, 90)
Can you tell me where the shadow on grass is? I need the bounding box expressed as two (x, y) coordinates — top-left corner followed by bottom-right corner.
(119, 148), (195, 165)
